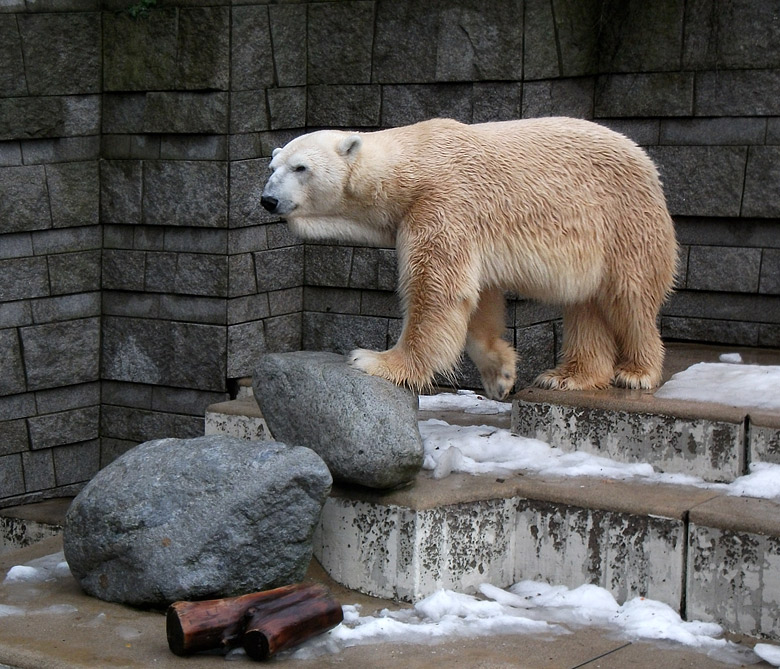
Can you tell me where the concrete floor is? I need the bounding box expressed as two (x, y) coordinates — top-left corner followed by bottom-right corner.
(0, 535), (772, 669)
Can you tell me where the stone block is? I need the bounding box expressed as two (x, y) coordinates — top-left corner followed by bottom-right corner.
(31, 225), (100, 255)
(0, 454), (24, 499)
(348, 247), (379, 289)
(769, 118), (780, 144)
(268, 287), (302, 315)
(21, 136), (100, 165)
(695, 70), (780, 116)
(229, 159), (275, 227)
(100, 438), (136, 469)
(228, 224), (267, 254)
(0, 257), (49, 302)
(164, 227), (227, 254)
(0, 232), (32, 260)
(102, 292), (159, 319)
(515, 322), (556, 387)
(143, 161), (228, 228)
(101, 316), (226, 392)
(382, 84), (473, 127)
(0, 96), (98, 141)
(687, 496), (780, 639)
(100, 404), (203, 444)
(263, 313), (301, 354)
(761, 249), (780, 295)
(0, 329), (25, 397)
(101, 380), (152, 410)
(21, 449), (55, 492)
(742, 147), (780, 218)
(304, 245), (353, 287)
(522, 0), (559, 80)
(48, 250), (101, 296)
(143, 252), (176, 293)
(0, 165), (50, 233)
(550, 0), (600, 77)
(522, 78), (594, 119)
(46, 161), (99, 228)
(144, 92), (228, 134)
(159, 295), (225, 326)
(254, 246), (303, 292)
(0, 393), (36, 423)
(361, 291), (401, 319)
(512, 393), (745, 482)
(27, 406), (99, 450)
(595, 73), (693, 117)
(661, 316), (759, 347)
(687, 246), (761, 293)
(30, 292), (100, 324)
(52, 440), (100, 486)
(435, 0), (523, 81)
(102, 94), (145, 134)
(268, 4), (306, 87)
(684, 0), (780, 70)
(659, 118), (767, 146)
(103, 8), (178, 91)
(18, 13), (100, 95)
(267, 87), (305, 131)
(0, 141), (22, 167)
(303, 286), (361, 315)
(21, 318), (100, 391)
(266, 221), (300, 249)
(35, 382), (99, 414)
(228, 253), (257, 297)
(160, 135), (227, 162)
(64, 435), (331, 606)
(227, 320), (267, 378)
(0, 301), (32, 329)
(0, 419), (28, 456)
(473, 82), (523, 123)
(231, 5), (274, 91)
(307, 85), (381, 128)
(150, 386), (227, 416)
(597, 0), (684, 73)
(176, 7), (229, 90)
(174, 253), (228, 297)
(133, 225), (164, 251)
(0, 16), (27, 96)
(230, 90), (269, 134)
(647, 146), (747, 217)
(377, 249), (398, 290)
(100, 160), (142, 226)
(373, 0), (439, 83)
(229, 133), (263, 161)
(254, 351), (423, 489)
(302, 312), (388, 354)
(308, 1), (374, 85)
(229, 293), (271, 325)
(666, 287), (780, 325)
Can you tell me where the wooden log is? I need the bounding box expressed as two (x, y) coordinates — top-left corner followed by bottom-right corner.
(242, 584), (344, 660)
(166, 583), (319, 656)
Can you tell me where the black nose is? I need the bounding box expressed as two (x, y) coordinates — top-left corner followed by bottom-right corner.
(260, 196), (278, 212)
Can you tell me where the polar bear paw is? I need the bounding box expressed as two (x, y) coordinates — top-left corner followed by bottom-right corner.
(478, 358), (516, 401)
(534, 367), (611, 391)
(349, 348), (432, 393)
(613, 365), (660, 390)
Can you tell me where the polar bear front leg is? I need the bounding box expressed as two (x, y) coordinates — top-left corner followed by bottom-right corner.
(465, 287), (517, 400)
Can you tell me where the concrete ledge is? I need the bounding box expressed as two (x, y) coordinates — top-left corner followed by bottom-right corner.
(688, 495), (780, 639)
(0, 498), (70, 555)
(205, 397), (270, 441)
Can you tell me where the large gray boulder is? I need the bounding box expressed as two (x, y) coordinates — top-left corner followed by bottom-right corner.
(253, 351), (423, 489)
(63, 435), (331, 607)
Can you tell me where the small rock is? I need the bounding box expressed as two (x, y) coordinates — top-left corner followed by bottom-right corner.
(253, 351), (423, 489)
(63, 435), (331, 607)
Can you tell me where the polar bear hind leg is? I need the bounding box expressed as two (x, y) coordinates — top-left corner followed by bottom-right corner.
(465, 287), (517, 400)
(607, 295), (665, 389)
(535, 300), (616, 390)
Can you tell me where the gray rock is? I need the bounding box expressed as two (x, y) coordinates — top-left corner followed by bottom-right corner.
(63, 435), (332, 607)
(253, 351), (423, 489)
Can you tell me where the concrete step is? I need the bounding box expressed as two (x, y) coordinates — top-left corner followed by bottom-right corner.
(0, 498), (70, 555)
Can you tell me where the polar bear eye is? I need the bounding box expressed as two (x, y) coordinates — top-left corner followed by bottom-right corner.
(293, 165), (307, 173)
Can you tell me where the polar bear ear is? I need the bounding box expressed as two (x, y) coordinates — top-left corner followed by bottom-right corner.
(272, 148), (282, 157)
(338, 134), (362, 158)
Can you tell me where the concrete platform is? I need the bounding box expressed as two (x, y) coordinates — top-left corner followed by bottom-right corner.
(0, 534), (774, 669)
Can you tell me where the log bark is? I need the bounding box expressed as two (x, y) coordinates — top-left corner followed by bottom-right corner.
(242, 584), (344, 660)
(166, 583), (318, 656)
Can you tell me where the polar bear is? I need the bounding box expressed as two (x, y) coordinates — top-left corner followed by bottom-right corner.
(261, 118), (677, 400)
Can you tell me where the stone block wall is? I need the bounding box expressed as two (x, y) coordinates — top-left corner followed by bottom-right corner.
(1, 1), (102, 506)
(0, 0), (778, 506)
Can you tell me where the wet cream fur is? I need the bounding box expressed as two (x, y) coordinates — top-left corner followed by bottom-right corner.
(263, 118), (678, 399)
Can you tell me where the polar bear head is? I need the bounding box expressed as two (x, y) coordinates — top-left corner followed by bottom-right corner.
(261, 130), (362, 217)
